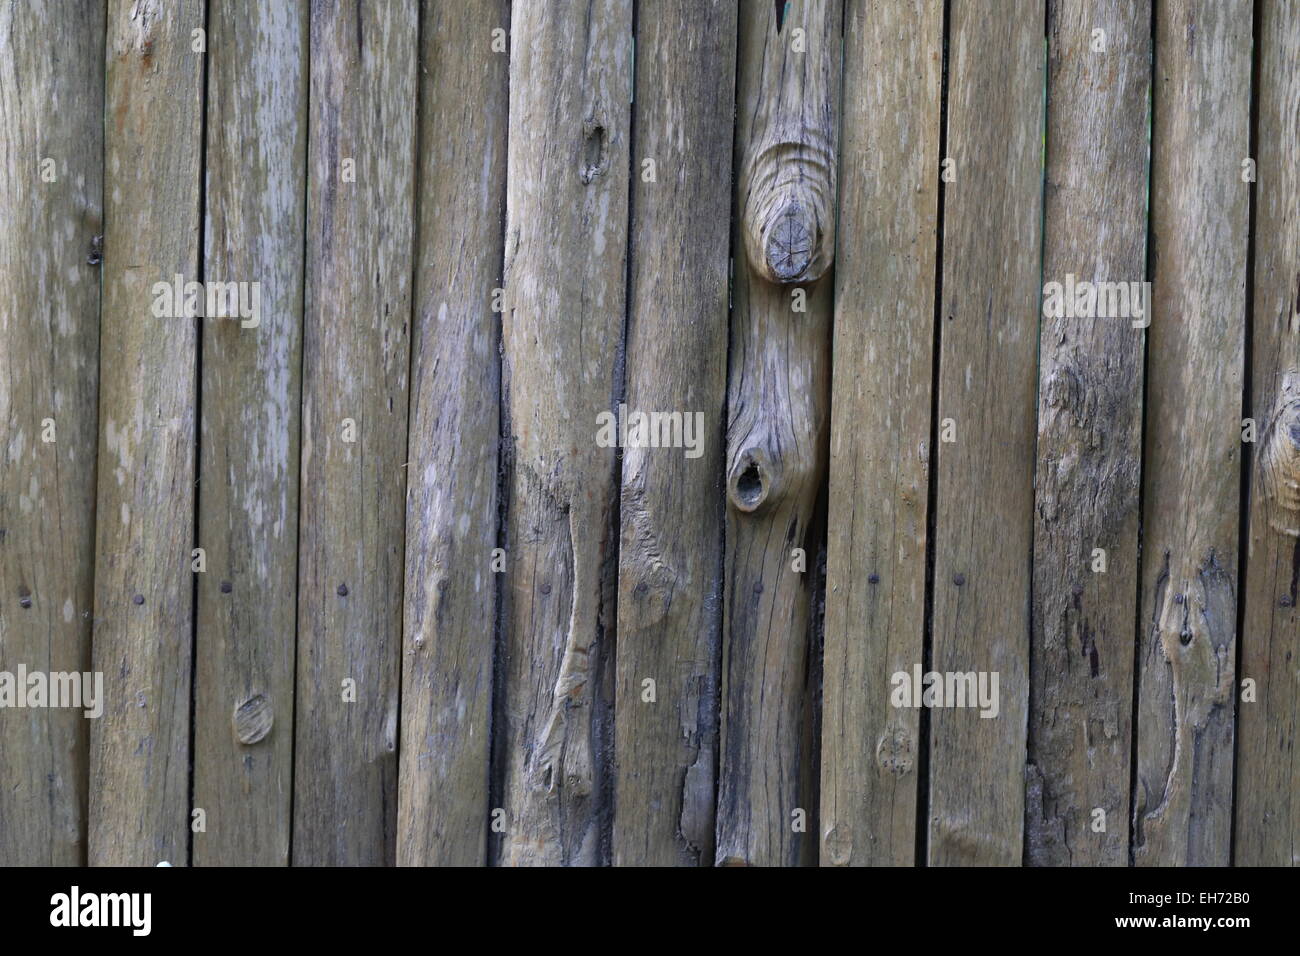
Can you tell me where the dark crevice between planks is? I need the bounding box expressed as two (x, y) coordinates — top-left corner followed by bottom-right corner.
(1127, 0), (1157, 868)
(186, 0), (212, 870)
(916, 0), (953, 869)
(1229, 0), (1262, 867)
(286, 1), (315, 869)
(486, 2), (513, 869)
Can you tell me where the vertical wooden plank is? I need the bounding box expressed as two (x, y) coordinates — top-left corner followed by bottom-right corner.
(0, 0), (104, 866)
(397, 0), (508, 867)
(928, 0), (1042, 866)
(611, 0), (737, 867)
(1134, 0), (1248, 868)
(193, 0), (307, 867)
(1026, 0), (1149, 866)
(717, 0), (841, 868)
(89, 0), (203, 867)
(820, 0), (941, 868)
(293, 0), (417, 865)
(1234, 0), (1296, 867)
(498, 0), (631, 867)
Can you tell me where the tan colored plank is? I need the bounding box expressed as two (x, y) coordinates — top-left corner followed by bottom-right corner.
(397, 0), (508, 867)
(717, 0), (841, 868)
(89, 0), (204, 866)
(1026, 0), (1149, 866)
(292, 0), (417, 865)
(927, 0), (1042, 866)
(192, 0), (307, 867)
(0, 0), (104, 866)
(820, 0), (941, 868)
(497, 0), (632, 867)
(1133, 0), (1249, 868)
(611, 0), (737, 866)
(1233, 0), (1298, 867)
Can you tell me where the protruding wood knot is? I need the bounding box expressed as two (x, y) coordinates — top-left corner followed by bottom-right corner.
(741, 138), (836, 285)
(232, 694), (273, 745)
(876, 726), (914, 776)
(1260, 370), (1300, 537)
(727, 447), (775, 514)
(823, 824), (853, 866)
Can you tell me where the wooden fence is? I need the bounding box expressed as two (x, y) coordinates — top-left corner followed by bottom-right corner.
(0, 0), (1295, 866)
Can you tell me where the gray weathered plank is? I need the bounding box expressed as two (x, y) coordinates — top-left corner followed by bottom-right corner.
(717, 0), (841, 867)
(292, 0), (417, 865)
(820, 0), (941, 868)
(1233, 0), (1298, 868)
(88, 0), (204, 867)
(1026, 0), (1149, 866)
(611, 0), (737, 867)
(1133, 0), (1249, 868)
(192, 0), (307, 867)
(927, 0), (1042, 866)
(0, 0), (105, 867)
(497, 0), (632, 867)
(397, 0), (508, 867)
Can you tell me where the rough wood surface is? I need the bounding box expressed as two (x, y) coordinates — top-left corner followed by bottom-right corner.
(292, 0), (417, 866)
(611, 0), (737, 867)
(927, 0), (1042, 866)
(497, 0), (631, 867)
(0, 0), (104, 867)
(819, 0), (940, 868)
(1133, 0), (1248, 868)
(1233, 0), (1298, 867)
(1026, 0), (1149, 866)
(397, 0), (508, 867)
(88, 0), (203, 867)
(717, 0), (840, 868)
(192, 0), (307, 867)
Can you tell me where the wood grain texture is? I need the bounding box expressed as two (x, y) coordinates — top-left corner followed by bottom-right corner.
(927, 0), (1042, 866)
(819, 0), (941, 868)
(717, 0), (840, 868)
(89, 0), (203, 867)
(0, 0), (104, 867)
(293, 0), (417, 865)
(193, 0), (307, 867)
(1234, 0), (1298, 867)
(1133, 0), (1248, 868)
(497, 0), (632, 867)
(397, 0), (508, 867)
(1026, 0), (1149, 866)
(611, 0), (737, 867)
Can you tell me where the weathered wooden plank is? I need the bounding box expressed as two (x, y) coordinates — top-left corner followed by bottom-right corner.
(927, 0), (1042, 866)
(497, 0), (632, 867)
(1026, 0), (1149, 866)
(1133, 0), (1249, 868)
(293, 0), (417, 865)
(1233, 0), (1298, 867)
(819, 0), (941, 868)
(192, 0), (307, 867)
(717, 0), (841, 868)
(397, 0), (508, 867)
(88, 0), (204, 867)
(611, 0), (737, 867)
(0, 0), (104, 867)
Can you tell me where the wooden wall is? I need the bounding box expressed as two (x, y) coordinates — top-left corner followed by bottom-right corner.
(0, 0), (1294, 866)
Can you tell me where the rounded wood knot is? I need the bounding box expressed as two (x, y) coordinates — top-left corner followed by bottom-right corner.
(232, 694), (273, 745)
(1260, 370), (1300, 537)
(740, 138), (836, 285)
(727, 447), (774, 514)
